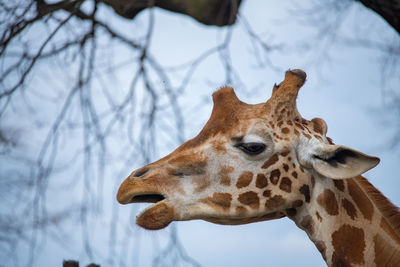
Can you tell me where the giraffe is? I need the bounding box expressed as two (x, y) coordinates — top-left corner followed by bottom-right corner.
(117, 69), (400, 267)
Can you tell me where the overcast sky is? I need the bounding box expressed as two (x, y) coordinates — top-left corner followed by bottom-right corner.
(6, 0), (400, 267)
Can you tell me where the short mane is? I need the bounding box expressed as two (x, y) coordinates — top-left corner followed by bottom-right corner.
(356, 176), (400, 235)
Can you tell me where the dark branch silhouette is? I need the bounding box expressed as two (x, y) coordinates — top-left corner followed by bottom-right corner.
(358, 0), (400, 34)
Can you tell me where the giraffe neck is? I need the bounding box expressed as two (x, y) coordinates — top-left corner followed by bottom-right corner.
(291, 174), (400, 267)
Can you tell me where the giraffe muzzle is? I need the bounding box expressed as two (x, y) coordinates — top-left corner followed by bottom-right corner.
(117, 174), (177, 230)
(116, 176), (167, 205)
(117, 185), (175, 230)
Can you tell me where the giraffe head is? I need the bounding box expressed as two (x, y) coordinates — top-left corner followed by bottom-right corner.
(117, 69), (379, 230)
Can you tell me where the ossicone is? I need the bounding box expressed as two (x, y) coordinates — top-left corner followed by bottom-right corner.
(267, 69), (307, 118)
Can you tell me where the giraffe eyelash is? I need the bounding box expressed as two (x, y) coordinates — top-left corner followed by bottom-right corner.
(235, 142), (267, 155)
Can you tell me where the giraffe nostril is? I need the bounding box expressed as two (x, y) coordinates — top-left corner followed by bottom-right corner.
(132, 168), (150, 177)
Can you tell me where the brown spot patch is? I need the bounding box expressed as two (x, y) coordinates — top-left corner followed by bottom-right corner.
(314, 135), (322, 141)
(279, 177), (292, 193)
(317, 189), (339, 216)
(347, 179), (374, 221)
(333, 180), (345, 192)
(342, 198), (357, 220)
(269, 169), (281, 185)
(236, 206), (248, 215)
(303, 133), (311, 139)
(283, 164), (289, 172)
(374, 233), (400, 267)
(292, 200), (303, 208)
(281, 127), (290, 134)
(332, 224), (365, 265)
(280, 150), (290, 157)
(273, 133), (282, 140)
(299, 184), (310, 203)
(263, 190), (271, 197)
(315, 240), (327, 260)
(316, 211), (322, 222)
(265, 195), (286, 209)
(238, 191), (260, 209)
(311, 175), (315, 188)
(331, 253), (348, 267)
(193, 174), (211, 193)
(268, 121), (275, 128)
(219, 165), (234, 186)
(291, 171), (298, 179)
(236, 171), (253, 189)
(295, 122), (305, 130)
(262, 154), (279, 169)
(294, 129), (300, 136)
(300, 215), (314, 235)
(201, 193), (232, 212)
(256, 173), (268, 188)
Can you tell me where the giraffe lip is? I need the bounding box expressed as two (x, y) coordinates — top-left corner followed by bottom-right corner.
(136, 201), (175, 230)
(204, 211), (286, 225)
(125, 192), (174, 230)
(116, 176), (168, 205)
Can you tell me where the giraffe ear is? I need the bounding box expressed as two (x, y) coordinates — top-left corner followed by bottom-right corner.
(311, 144), (380, 179)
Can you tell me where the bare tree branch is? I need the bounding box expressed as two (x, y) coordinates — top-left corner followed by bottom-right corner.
(357, 0), (400, 34)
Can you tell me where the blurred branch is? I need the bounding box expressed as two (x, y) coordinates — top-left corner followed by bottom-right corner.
(153, 225), (201, 267)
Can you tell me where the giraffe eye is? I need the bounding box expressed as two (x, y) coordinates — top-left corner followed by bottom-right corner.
(235, 142), (266, 155)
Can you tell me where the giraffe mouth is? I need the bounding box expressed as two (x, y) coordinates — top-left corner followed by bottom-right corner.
(130, 193), (165, 203)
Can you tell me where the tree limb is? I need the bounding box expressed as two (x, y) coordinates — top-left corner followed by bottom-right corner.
(357, 0), (400, 34)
